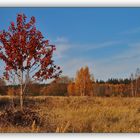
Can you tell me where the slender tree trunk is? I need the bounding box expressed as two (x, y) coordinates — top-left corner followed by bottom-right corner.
(20, 70), (23, 111)
(131, 74), (134, 97)
(20, 83), (23, 110)
(131, 80), (134, 97)
(135, 79), (137, 97)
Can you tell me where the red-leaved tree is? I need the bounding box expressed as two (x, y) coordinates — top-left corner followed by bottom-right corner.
(0, 13), (62, 110)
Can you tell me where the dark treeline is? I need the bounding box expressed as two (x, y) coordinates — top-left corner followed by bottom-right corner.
(96, 78), (131, 84)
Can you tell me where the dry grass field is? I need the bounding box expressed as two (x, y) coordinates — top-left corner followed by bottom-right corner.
(0, 96), (140, 133)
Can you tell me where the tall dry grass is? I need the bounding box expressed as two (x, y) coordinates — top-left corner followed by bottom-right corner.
(0, 96), (140, 132)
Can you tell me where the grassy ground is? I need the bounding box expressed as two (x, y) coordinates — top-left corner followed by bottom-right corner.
(0, 96), (140, 133)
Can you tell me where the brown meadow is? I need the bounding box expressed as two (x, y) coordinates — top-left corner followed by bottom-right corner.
(0, 96), (140, 133)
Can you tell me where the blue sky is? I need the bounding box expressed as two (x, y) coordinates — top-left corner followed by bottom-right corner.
(0, 8), (140, 80)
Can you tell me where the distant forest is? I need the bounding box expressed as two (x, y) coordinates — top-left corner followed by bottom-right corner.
(0, 66), (139, 97)
(96, 78), (131, 84)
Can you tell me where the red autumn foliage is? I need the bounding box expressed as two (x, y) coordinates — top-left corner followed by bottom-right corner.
(0, 13), (62, 82)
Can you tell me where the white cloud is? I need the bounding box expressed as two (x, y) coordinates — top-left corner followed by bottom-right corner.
(120, 27), (140, 35)
(53, 39), (122, 61)
(60, 54), (140, 81)
(92, 42), (140, 80)
(108, 42), (140, 62)
(55, 37), (68, 43)
(60, 58), (95, 78)
(65, 40), (121, 51)
(52, 37), (140, 81)
(54, 43), (70, 59)
(51, 37), (70, 60)
(85, 40), (122, 50)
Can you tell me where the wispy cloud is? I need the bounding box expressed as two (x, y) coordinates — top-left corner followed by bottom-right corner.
(55, 37), (68, 43)
(45, 30), (140, 80)
(93, 41), (140, 79)
(54, 39), (122, 59)
(51, 37), (71, 60)
(60, 57), (130, 81)
(120, 27), (140, 35)
(54, 43), (70, 59)
(61, 58), (95, 78)
(51, 36), (140, 81)
(85, 40), (122, 51)
(69, 40), (121, 51)
(107, 42), (140, 62)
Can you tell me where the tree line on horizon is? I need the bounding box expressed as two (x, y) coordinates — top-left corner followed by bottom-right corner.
(0, 66), (140, 97)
